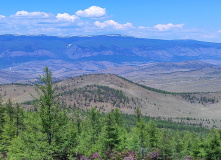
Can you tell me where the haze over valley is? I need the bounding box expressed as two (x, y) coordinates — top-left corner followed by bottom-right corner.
(1, 34), (221, 92)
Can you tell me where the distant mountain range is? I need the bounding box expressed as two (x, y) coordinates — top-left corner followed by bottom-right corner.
(1, 34), (221, 84)
(1, 34), (221, 66)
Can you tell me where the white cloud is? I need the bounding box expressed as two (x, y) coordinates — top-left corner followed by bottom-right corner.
(0, 15), (5, 19)
(154, 23), (184, 31)
(138, 26), (150, 29)
(76, 6), (106, 18)
(94, 20), (133, 29)
(14, 11), (49, 18)
(56, 13), (79, 22)
(2, 10), (218, 42)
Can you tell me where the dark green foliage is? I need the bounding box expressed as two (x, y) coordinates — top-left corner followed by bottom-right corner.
(1, 68), (221, 159)
(205, 128), (221, 160)
(1, 103), (221, 159)
(31, 66), (71, 159)
(33, 66), (58, 146)
(73, 108), (82, 134)
(147, 121), (158, 149)
(0, 96), (5, 137)
(0, 99), (16, 155)
(159, 131), (174, 159)
(181, 94), (217, 104)
(89, 107), (101, 144)
(135, 107), (142, 122)
(103, 113), (120, 151)
(57, 84), (129, 108)
(15, 103), (24, 137)
(116, 75), (214, 96)
(5, 99), (14, 122)
(134, 108), (149, 158)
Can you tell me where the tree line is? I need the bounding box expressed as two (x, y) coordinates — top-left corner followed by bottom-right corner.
(0, 67), (221, 159)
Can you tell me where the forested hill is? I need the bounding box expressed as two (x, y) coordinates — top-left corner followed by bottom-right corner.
(1, 74), (221, 128)
(0, 68), (220, 159)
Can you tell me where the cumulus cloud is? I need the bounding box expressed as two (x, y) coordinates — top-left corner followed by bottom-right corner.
(0, 15), (5, 19)
(94, 20), (133, 29)
(14, 11), (49, 18)
(76, 6), (106, 18)
(154, 23), (184, 31)
(218, 30), (221, 33)
(0, 9), (196, 40)
(56, 13), (79, 22)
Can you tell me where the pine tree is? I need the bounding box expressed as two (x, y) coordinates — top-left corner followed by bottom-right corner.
(135, 107), (142, 123)
(5, 98), (14, 122)
(89, 107), (101, 144)
(191, 133), (206, 159)
(74, 109), (100, 157)
(14, 103), (24, 137)
(102, 112), (120, 159)
(112, 108), (124, 127)
(73, 108), (82, 134)
(134, 107), (148, 158)
(113, 109), (128, 152)
(206, 128), (221, 160)
(159, 131), (174, 160)
(0, 98), (16, 154)
(33, 66), (58, 146)
(147, 120), (158, 149)
(0, 95), (6, 156)
(32, 66), (70, 158)
(0, 95), (5, 138)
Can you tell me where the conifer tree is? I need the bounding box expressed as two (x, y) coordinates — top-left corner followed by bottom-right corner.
(134, 107), (148, 158)
(32, 66), (70, 159)
(14, 103), (24, 137)
(89, 107), (101, 144)
(112, 108), (124, 127)
(102, 112), (120, 158)
(159, 131), (174, 159)
(73, 108), (82, 134)
(0, 98), (16, 154)
(0, 119), (15, 154)
(0, 95), (5, 137)
(206, 128), (221, 159)
(5, 98), (14, 122)
(113, 109), (128, 152)
(34, 66), (58, 146)
(0, 100), (15, 155)
(147, 120), (158, 149)
(135, 107), (142, 123)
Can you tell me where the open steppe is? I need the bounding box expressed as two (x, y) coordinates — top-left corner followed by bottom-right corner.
(1, 74), (221, 128)
(126, 67), (221, 92)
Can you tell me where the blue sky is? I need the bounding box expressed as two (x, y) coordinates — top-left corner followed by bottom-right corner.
(0, 0), (221, 42)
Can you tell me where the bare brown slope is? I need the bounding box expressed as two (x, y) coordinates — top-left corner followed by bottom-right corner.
(1, 74), (221, 127)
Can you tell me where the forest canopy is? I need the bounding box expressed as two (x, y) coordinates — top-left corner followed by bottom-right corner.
(0, 67), (221, 160)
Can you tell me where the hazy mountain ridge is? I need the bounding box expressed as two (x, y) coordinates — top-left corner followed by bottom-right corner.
(1, 34), (221, 91)
(1, 34), (221, 64)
